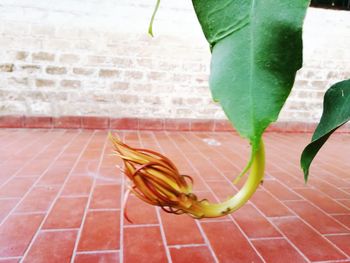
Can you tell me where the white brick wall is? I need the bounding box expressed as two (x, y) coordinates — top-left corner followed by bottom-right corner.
(0, 1), (349, 123)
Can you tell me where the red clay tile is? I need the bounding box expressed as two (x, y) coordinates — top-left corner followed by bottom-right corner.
(0, 177), (36, 198)
(0, 115), (24, 128)
(23, 230), (77, 263)
(338, 199), (350, 209)
(124, 226), (168, 263)
(53, 116), (81, 129)
(190, 119), (215, 131)
(0, 214), (44, 257)
(15, 186), (59, 213)
(38, 165), (71, 185)
(284, 200), (348, 234)
(0, 129), (350, 262)
(90, 184), (120, 209)
(170, 246), (214, 263)
(160, 211), (204, 245)
(71, 161), (99, 175)
(232, 204), (281, 238)
(189, 175), (210, 192)
(138, 118), (164, 130)
(24, 116), (52, 128)
(272, 217), (347, 261)
(78, 211), (120, 251)
(212, 154), (240, 172)
(0, 165), (19, 179)
(61, 176), (93, 196)
(310, 179), (350, 199)
(332, 214), (350, 228)
(294, 188), (349, 214)
(0, 198), (19, 222)
(43, 197), (87, 229)
(252, 238), (307, 263)
(17, 162), (51, 177)
(124, 195), (158, 225)
(263, 180), (301, 201)
(74, 252), (119, 263)
(96, 167), (122, 185)
(164, 119), (191, 131)
(201, 221), (262, 263)
(194, 162), (221, 181)
(81, 116), (109, 129)
(208, 180), (237, 202)
(250, 190), (293, 217)
(81, 150), (103, 161)
(326, 234), (350, 255)
(268, 169), (306, 188)
(110, 118), (139, 130)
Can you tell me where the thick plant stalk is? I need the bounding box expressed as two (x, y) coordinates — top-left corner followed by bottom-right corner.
(110, 134), (265, 219)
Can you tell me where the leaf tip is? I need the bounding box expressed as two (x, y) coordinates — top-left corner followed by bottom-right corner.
(302, 166), (309, 183)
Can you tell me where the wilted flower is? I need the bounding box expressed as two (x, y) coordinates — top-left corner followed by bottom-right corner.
(110, 133), (265, 219)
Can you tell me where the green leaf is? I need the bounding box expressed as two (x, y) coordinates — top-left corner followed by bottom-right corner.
(301, 79), (350, 181)
(192, 0), (310, 150)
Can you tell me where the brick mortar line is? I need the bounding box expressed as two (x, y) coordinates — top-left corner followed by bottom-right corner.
(123, 223), (160, 228)
(0, 256), (22, 260)
(313, 259), (350, 263)
(249, 237), (285, 241)
(167, 243), (207, 249)
(323, 233), (350, 237)
(88, 208), (120, 212)
(118, 131), (125, 263)
(75, 250), (120, 255)
(40, 228), (80, 232)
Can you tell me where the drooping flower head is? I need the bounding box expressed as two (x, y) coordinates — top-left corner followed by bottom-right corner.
(109, 134), (208, 218)
(110, 133), (265, 219)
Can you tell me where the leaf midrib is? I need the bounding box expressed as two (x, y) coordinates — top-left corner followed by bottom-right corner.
(248, 0), (257, 146)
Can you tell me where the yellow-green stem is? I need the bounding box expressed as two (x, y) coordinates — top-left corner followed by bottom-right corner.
(148, 0), (161, 37)
(190, 139), (265, 218)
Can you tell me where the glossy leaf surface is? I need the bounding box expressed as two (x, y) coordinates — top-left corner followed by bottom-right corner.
(301, 79), (350, 181)
(192, 0), (310, 150)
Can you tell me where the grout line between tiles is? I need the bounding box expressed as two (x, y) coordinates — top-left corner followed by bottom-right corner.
(75, 249), (119, 255)
(70, 132), (108, 263)
(0, 130), (73, 226)
(18, 130), (93, 263)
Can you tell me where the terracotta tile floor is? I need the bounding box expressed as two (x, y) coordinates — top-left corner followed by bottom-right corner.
(0, 129), (349, 263)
